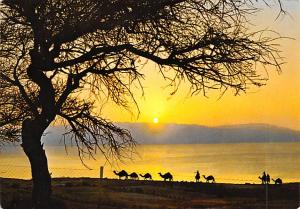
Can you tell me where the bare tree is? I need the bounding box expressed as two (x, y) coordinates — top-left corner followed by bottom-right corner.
(0, 0), (284, 208)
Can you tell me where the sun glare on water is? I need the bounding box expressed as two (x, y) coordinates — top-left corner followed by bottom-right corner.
(153, 117), (159, 124)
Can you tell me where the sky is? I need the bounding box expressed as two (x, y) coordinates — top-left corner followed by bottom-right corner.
(100, 1), (300, 130)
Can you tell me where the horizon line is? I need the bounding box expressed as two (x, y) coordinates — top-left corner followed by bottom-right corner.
(49, 122), (300, 132)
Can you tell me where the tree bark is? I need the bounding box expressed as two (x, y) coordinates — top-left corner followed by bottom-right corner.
(21, 118), (52, 209)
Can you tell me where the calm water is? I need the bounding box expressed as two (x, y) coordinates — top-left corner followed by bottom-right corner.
(1, 143), (300, 184)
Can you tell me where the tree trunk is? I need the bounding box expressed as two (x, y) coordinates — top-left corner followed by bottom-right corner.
(21, 119), (52, 209)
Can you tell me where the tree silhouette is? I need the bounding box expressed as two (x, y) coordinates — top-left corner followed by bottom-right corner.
(0, 0), (284, 208)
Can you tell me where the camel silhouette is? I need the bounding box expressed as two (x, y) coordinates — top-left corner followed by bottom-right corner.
(202, 175), (215, 183)
(272, 178), (282, 184)
(158, 172), (173, 181)
(139, 173), (152, 180)
(113, 170), (128, 179)
(129, 172), (139, 180)
(258, 176), (265, 184)
(258, 171), (267, 184)
(195, 171), (200, 182)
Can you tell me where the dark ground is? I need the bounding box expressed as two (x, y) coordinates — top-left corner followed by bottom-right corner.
(1, 178), (299, 209)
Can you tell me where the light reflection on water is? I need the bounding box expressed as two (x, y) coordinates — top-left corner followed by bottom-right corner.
(1, 143), (299, 184)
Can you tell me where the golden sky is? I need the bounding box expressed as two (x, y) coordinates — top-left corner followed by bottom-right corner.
(101, 2), (300, 130)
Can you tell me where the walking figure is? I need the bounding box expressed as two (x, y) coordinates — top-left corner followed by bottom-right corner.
(195, 170), (200, 182)
(266, 174), (270, 184)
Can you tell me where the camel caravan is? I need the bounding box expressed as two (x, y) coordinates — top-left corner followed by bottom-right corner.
(258, 171), (283, 185)
(113, 170), (139, 180)
(113, 170), (215, 183)
(113, 169), (283, 185)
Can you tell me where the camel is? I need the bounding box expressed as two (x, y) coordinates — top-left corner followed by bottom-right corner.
(129, 172), (139, 180)
(113, 170), (128, 180)
(140, 173), (152, 180)
(195, 171), (200, 182)
(258, 176), (265, 184)
(272, 178), (282, 184)
(158, 172), (173, 181)
(202, 175), (215, 183)
(258, 172), (267, 184)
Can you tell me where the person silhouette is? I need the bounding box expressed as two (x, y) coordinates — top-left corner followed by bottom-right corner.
(266, 174), (270, 184)
(195, 170), (200, 182)
(262, 172), (267, 184)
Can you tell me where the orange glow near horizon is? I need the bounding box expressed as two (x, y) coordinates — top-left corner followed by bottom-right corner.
(97, 5), (300, 131)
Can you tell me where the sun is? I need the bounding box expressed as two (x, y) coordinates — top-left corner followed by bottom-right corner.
(153, 117), (159, 124)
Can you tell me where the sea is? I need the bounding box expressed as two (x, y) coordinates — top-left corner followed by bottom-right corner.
(0, 143), (299, 184)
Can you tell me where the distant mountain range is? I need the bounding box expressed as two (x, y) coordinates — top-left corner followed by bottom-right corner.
(42, 123), (300, 145)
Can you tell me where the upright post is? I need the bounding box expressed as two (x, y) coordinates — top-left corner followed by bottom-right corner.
(100, 166), (104, 179)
